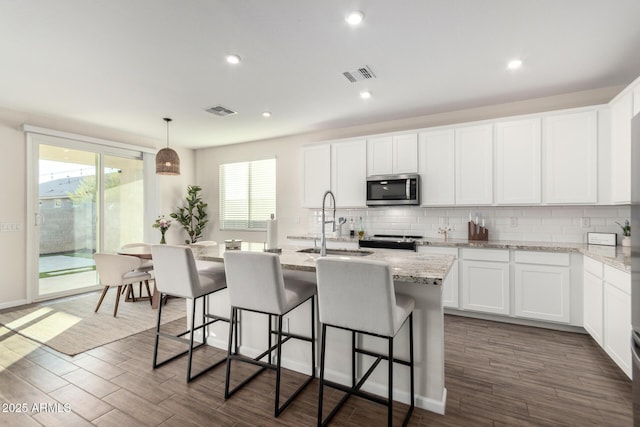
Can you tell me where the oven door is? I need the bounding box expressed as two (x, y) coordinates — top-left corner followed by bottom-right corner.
(366, 175), (419, 206)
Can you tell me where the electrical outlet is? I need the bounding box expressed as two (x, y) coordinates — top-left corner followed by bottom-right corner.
(581, 217), (590, 228)
(294, 216), (300, 224)
(283, 317), (289, 334)
(510, 217), (518, 228)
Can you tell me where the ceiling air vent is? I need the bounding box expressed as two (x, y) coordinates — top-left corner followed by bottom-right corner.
(342, 65), (376, 83)
(205, 105), (237, 117)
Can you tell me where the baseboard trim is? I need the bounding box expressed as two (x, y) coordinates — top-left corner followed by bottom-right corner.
(0, 299), (28, 311)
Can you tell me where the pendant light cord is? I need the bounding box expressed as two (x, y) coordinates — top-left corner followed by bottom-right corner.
(164, 117), (172, 148)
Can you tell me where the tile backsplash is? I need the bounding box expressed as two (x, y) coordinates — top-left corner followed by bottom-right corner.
(307, 205), (631, 244)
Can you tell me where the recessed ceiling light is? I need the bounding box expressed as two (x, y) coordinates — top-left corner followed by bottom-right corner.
(360, 91), (372, 99)
(507, 58), (523, 70)
(226, 54), (241, 65)
(262, 111), (271, 118)
(346, 11), (364, 25)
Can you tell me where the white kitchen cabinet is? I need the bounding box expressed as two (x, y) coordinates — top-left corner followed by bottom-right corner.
(495, 118), (541, 204)
(514, 251), (570, 323)
(610, 92), (633, 204)
(418, 129), (455, 206)
(583, 257), (604, 346)
(634, 84), (640, 117)
(331, 139), (367, 207)
(542, 110), (597, 204)
(603, 264), (631, 378)
(301, 144), (331, 208)
(419, 246), (459, 308)
(367, 133), (418, 176)
(460, 249), (509, 315)
(455, 124), (493, 205)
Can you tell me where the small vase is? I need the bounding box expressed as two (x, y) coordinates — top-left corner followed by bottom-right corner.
(622, 236), (631, 247)
(160, 232), (166, 244)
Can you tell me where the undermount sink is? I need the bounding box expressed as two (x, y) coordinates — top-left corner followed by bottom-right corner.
(297, 248), (373, 257)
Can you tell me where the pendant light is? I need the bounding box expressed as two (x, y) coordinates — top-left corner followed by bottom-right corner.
(156, 117), (180, 175)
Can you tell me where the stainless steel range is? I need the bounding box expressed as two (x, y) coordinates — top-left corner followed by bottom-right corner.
(358, 234), (422, 251)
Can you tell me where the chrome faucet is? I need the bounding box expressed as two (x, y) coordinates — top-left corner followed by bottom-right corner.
(320, 190), (336, 256)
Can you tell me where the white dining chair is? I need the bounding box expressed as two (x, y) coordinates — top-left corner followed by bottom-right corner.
(315, 257), (415, 426)
(119, 242), (153, 303)
(150, 244), (228, 382)
(94, 253), (154, 317)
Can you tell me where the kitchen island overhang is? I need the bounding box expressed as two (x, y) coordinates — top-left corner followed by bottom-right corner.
(194, 243), (454, 414)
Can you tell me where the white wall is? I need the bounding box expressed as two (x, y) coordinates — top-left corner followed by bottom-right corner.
(0, 107), (195, 308)
(196, 86), (625, 246)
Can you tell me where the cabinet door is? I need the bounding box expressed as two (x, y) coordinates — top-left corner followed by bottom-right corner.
(603, 281), (632, 378)
(543, 111), (597, 204)
(461, 260), (509, 314)
(611, 93), (633, 204)
(367, 136), (393, 176)
(332, 140), (366, 207)
(301, 144), (331, 208)
(455, 124), (493, 205)
(634, 85), (640, 117)
(392, 133), (418, 173)
(419, 129), (455, 206)
(583, 270), (603, 346)
(514, 264), (570, 323)
(495, 118), (541, 204)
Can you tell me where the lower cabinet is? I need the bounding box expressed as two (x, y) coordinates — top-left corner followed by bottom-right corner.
(583, 256), (631, 378)
(460, 249), (510, 315)
(583, 256), (604, 346)
(514, 252), (571, 323)
(603, 265), (632, 378)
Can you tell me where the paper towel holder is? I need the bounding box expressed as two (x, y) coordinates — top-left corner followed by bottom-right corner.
(265, 213), (282, 253)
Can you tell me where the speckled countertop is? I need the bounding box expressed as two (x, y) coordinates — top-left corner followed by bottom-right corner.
(194, 242), (454, 286)
(287, 235), (631, 273)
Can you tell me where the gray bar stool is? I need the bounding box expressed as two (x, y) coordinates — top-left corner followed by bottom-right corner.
(151, 244), (229, 382)
(223, 251), (316, 417)
(315, 257), (415, 427)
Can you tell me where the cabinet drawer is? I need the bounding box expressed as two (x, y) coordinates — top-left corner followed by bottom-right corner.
(604, 265), (630, 294)
(514, 251), (570, 266)
(583, 256), (603, 278)
(462, 248), (509, 262)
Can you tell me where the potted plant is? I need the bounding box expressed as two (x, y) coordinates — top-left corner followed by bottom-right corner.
(616, 219), (631, 247)
(171, 185), (208, 244)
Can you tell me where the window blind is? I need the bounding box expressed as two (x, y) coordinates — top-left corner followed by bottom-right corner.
(220, 158), (276, 230)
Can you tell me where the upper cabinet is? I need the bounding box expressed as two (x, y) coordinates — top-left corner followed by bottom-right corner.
(301, 139), (367, 209)
(495, 118), (541, 204)
(455, 124), (493, 205)
(634, 84), (640, 117)
(367, 133), (418, 176)
(332, 139), (367, 208)
(543, 110), (597, 204)
(419, 129), (455, 206)
(301, 144), (331, 208)
(610, 92), (633, 204)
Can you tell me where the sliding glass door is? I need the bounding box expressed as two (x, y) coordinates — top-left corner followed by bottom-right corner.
(29, 134), (147, 300)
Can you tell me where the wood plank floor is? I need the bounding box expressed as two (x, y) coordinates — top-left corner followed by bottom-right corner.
(0, 314), (632, 426)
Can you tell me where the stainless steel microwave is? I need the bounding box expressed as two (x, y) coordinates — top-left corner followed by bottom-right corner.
(366, 174), (420, 206)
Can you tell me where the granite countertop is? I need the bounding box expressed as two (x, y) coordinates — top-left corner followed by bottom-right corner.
(287, 235), (631, 272)
(194, 242), (454, 286)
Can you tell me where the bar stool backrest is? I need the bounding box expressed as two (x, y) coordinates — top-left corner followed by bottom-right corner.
(223, 251), (286, 314)
(151, 245), (201, 298)
(316, 257), (398, 337)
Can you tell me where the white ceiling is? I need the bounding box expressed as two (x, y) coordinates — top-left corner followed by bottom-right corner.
(2, 0), (640, 149)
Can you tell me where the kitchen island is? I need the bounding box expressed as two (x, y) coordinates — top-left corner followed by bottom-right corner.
(194, 242), (455, 414)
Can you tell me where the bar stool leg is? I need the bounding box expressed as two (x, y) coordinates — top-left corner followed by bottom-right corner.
(225, 307), (237, 399)
(388, 336), (393, 426)
(318, 323), (328, 427)
(274, 315), (283, 416)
